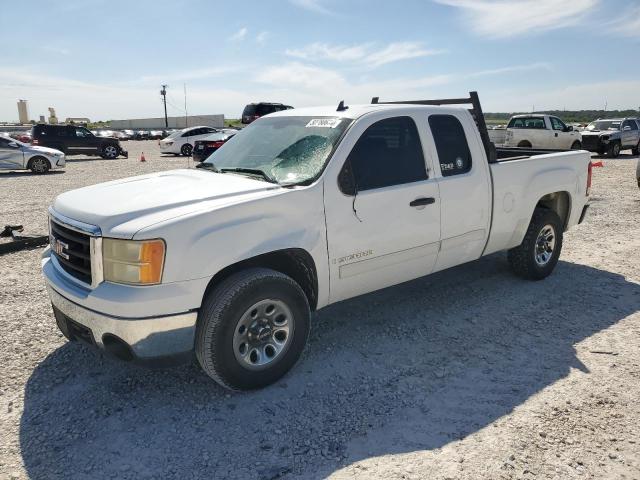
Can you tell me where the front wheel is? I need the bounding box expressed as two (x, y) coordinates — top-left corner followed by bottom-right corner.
(181, 143), (193, 156)
(608, 142), (621, 158)
(29, 156), (50, 174)
(507, 208), (563, 280)
(101, 144), (119, 159)
(195, 268), (310, 390)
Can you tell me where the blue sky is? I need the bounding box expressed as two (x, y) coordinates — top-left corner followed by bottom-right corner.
(1, 0), (639, 122)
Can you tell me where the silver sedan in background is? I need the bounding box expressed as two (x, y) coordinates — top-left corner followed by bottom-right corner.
(0, 135), (65, 173)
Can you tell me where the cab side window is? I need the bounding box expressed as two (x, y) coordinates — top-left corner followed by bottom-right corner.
(428, 115), (472, 177)
(344, 116), (427, 192)
(550, 117), (566, 131)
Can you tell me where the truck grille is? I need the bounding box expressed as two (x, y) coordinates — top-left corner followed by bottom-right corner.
(581, 136), (600, 151)
(50, 220), (92, 284)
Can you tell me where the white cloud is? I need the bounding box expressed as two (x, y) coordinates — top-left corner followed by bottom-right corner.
(228, 27), (247, 42)
(608, 4), (640, 37)
(434, 0), (599, 37)
(470, 62), (552, 77)
(43, 46), (70, 56)
(256, 31), (270, 45)
(285, 41), (444, 67)
(289, 0), (334, 15)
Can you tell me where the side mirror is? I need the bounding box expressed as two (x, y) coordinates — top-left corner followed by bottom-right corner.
(565, 125), (573, 132)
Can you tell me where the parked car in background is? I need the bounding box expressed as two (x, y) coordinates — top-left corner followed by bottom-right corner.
(32, 124), (127, 159)
(159, 126), (219, 156)
(580, 118), (640, 157)
(135, 130), (150, 140)
(504, 114), (582, 150)
(43, 92), (591, 390)
(241, 102), (293, 124)
(0, 135), (65, 173)
(115, 131), (130, 141)
(96, 130), (118, 139)
(149, 130), (164, 140)
(123, 129), (135, 139)
(9, 131), (32, 143)
(192, 129), (238, 162)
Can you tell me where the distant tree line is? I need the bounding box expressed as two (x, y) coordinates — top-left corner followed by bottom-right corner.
(485, 109), (640, 124)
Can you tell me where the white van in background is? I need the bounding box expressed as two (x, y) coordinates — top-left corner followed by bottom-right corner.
(504, 114), (582, 150)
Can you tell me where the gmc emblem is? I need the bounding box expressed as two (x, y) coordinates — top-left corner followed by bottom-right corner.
(51, 236), (70, 260)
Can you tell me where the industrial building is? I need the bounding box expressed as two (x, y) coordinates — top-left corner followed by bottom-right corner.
(17, 100), (29, 124)
(109, 114), (224, 130)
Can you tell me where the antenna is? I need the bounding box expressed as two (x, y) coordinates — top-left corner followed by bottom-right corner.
(336, 100), (348, 112)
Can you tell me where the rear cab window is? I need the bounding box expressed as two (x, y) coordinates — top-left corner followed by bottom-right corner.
(428, 115), (472, 177)
(507, 117), (547, 129)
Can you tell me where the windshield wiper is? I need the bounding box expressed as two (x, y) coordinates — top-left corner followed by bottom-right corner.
(219, 167), (278, 184)
(195, 163), (219, 172)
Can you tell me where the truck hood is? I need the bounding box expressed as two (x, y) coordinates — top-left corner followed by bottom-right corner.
(581, 130), (620, 137)
(52, 169), (281, 237)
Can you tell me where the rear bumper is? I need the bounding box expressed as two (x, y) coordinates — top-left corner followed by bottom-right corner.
(48, 285), (196, 366)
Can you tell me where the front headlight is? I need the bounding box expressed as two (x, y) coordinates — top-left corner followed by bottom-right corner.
(102, 238), (165, 285)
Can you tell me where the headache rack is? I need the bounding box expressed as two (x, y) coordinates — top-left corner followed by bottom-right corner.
(371, 91), (497, 163)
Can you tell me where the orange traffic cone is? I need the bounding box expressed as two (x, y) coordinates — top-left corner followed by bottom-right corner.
(140, 152), (146, 162)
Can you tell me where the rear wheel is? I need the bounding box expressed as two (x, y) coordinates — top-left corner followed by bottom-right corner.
(195, 268), (310, 390)
(181, 143), (193, 156)
(101, 144), (119, 159)
(517, 140), (532, 148)
(608, 142), (621, 158)
(508, 208), (563, 280)
(570, 141), (582, 150)
(29, 156), (50, 174)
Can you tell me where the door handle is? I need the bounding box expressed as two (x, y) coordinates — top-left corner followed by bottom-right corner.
(409, 197), (436, 207)
(555, 132), (558, 137)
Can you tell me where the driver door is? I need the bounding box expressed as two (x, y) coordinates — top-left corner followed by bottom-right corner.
(68, 127), (97, 154)
(0, 137), (24, 169)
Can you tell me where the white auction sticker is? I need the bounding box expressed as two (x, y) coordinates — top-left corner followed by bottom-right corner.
(306, 118), (342, 128)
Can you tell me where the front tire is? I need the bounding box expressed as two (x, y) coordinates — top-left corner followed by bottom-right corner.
(507, 208), (563, 280)
(195, 268), (310, 390)
(101, 144), (119, 159)
(29, 156), (50, 174)
(632, 142), (639, 156)
(608, 142), (621, 158)
(181, 143), (193, 156)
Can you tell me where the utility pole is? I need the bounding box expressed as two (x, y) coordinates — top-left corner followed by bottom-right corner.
(160, 85), (168, 128)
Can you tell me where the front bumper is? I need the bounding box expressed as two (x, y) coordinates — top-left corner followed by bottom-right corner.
(48, 285), (197, 366)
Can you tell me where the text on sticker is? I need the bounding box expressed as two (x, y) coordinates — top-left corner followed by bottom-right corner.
(306, 118), (342, 128)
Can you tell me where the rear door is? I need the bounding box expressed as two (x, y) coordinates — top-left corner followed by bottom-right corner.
(621, 120), (638, 148)
(0, 137), (24, 169)
(324, 114), (441, 302)
(425, 113), (492, 272)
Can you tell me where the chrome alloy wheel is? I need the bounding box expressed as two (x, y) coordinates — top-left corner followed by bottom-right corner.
(32, 157), (48, 172)
(534, 224), (556, 266)
(233, 299), (293, 370)
(104, 145), (118, 158)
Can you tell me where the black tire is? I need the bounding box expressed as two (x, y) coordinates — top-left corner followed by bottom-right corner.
(101, 144), (119, 159)
(181, 143), (193, 156)
(608, 142), (621, 158)
(28, 156), (50, 174)
(517, 140), (532, 148)
(570, 141), (581, 150)
(632, 142), (639, 156)
(507, 208), (563, 281)
(195, 268), (310, 390)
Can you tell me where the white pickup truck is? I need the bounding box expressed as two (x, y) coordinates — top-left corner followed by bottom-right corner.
(504, 114), (582, 150)
(43, 92), (592, 390)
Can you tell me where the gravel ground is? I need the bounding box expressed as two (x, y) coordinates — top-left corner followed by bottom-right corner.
(0, 143), (639, 480)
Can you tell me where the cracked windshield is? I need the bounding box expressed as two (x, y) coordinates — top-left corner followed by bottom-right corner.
(204, 116), (351, 184)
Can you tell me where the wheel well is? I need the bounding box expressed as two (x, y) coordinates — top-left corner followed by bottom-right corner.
(536, 191), (571, 230)
(203, 249), (319, 310)
(27, 156), (50, 169)
(518, 140), (532, 148)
